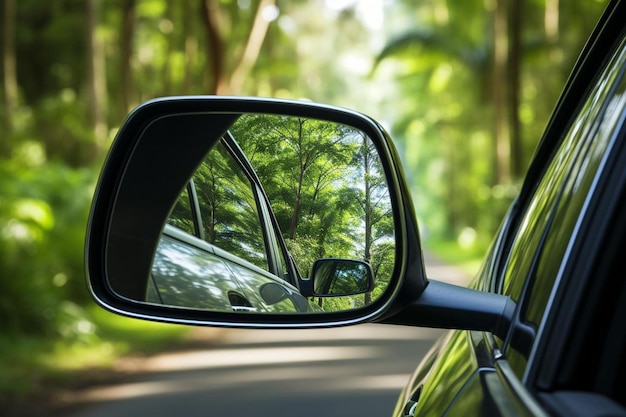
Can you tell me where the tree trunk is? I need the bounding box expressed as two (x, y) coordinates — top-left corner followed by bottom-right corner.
(3, 0), (17, 138)
(86, 0), (108, 151)
(445, 131), (459, 236)
(289, 120), (306, 240)
(362, 136), (373, 306)
(162, 0), (174, 95)
(120, 0), (136, 117)
(183, 2), (198, 94)
(545, 0), (559, 43)
(492, 0), (510, 185)
(229, 0), (276, 94)
(289, 176), (303, 240)
(508, 0), (523, 179)
(200, 0), (226, 94)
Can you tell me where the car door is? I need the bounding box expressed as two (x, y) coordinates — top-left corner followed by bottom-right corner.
(511, 32), (626, 416)
(148, 224), (253, 312)
(394, 14), (626, 417)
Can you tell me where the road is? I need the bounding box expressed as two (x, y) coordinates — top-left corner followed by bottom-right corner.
(61, 255), (470, 417)
(63, 325), (445, 417)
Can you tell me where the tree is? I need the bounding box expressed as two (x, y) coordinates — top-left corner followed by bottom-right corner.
(354, 132), (394, 303)
(374, 0), (607, 241)
(2, 0), (17, 139)
(120, 0), (137, 116)
(85, 0), (108, 150)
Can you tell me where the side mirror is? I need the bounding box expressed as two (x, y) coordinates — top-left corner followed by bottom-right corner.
(86, 97), (427, 328)
(312, 259), (374, 297)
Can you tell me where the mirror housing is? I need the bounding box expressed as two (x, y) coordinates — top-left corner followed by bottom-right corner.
(85, 96), (427, 328)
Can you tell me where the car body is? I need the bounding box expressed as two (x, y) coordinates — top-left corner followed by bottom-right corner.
(391, 2), (626, 415)
(86, 0), (626, 415)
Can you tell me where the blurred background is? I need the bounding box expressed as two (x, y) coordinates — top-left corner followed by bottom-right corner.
(0, 0), (608, 414)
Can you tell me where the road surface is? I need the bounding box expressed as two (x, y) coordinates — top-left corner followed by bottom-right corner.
(60, 254), (470, 417)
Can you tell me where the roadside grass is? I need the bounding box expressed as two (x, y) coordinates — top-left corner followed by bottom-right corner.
(0, 304), (189, 401)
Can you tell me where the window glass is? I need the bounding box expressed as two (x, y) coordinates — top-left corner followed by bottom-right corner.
(501, 40), (626, 304)
(255, 186), (290, 281)
(167, 185), (196, 236)
(500, 107), (590, 302)
(524, 46), (626, 327)
(504, 38), (626, 377)
(192, 140), (269, 271)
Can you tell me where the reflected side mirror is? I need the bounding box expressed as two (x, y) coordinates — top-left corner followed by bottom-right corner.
(311, 258), (374, 297)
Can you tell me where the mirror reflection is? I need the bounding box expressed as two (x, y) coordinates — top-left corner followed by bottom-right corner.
(149, 113), (395, 313)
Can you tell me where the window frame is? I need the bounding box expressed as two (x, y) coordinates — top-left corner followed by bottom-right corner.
(220, 132), (300, 287)
(175, 133), (298, 289)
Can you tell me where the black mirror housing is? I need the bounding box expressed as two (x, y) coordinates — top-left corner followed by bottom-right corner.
(85, 96), (427, 328)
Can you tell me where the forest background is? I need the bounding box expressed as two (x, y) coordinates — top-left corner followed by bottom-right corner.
(0, 0), (609, 401)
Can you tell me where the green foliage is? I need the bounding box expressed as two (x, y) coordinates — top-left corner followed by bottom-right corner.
(0, 157), (95, 336)
(0, 0), (613, 392)
(0, 306), (188, 399)
(378, 0), (608, 245)
(35, 90), (98, 167)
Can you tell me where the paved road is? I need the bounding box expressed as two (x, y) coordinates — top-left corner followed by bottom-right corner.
(61, 254), (470, 417)
(64, 325), (445, 417)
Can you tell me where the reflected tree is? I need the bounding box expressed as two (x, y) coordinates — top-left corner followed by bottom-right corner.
(230, 114), (395, 310)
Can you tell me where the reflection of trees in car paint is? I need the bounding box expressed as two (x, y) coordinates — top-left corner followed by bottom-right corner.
(224, 260), (307, 313)
(152, 228), (314, 313)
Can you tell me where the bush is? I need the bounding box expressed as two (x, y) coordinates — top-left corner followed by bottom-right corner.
(0, 156), (96, 337)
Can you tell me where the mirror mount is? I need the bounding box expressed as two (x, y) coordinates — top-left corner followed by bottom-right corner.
(378, 280), (516, 340)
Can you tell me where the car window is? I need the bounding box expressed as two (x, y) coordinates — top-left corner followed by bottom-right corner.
(254, 184), (291, 281)
(165, 136), (297, 285)
(500, 38), (626, 302)
(191, 140), (270, 271)
(166, 184), (196, 236)
(524, 59), (626, 327)
(503, 36), (626, 377)
(499, 106), (590, 302)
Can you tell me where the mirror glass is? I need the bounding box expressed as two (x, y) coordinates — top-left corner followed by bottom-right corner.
(145, 113), (395, 314)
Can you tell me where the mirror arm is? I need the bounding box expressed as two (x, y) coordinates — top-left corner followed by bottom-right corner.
(299, 278), (314, 297)
(379, 280), (515, 340)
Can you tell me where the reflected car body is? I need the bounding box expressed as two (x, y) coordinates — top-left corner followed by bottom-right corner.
(148, 225), (317, 313)
(148, 132), (321, 313)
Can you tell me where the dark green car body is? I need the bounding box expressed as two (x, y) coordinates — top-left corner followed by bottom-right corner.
(394, 1), (626, 414)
